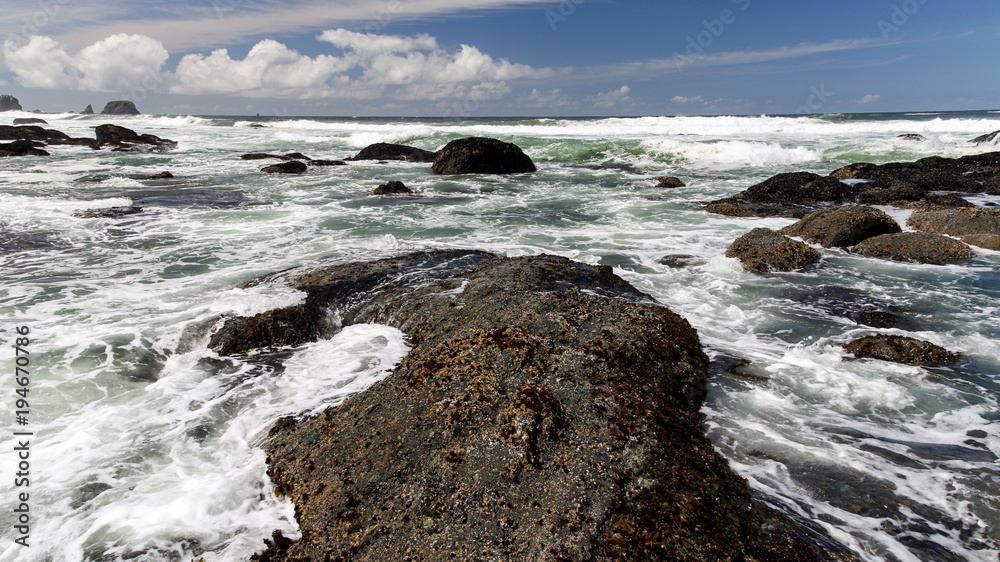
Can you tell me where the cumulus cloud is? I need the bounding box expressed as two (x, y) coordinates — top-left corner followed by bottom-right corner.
(4, 29), (552, 101)
(857, 94), (881, 104)
(593, 85), (632, 109)
(3, 34), (168, 91)
(518, 88), (574, 108)
(672, 95), (705, 104)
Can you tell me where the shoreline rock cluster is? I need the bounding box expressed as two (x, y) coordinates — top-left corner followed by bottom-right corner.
(0, 123), (176, 156)
(209, 251), (839, 560)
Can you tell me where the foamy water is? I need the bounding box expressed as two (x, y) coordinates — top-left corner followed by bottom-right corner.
(1, 111), (998, 561)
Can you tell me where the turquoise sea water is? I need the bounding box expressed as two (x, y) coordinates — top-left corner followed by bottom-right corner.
(1, 111), (999, 561)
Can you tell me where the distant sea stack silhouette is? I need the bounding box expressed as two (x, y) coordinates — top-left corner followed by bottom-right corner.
(81, 104), (95, 115)
(101, 101), (140, 115)
(0, 95), (23, 112)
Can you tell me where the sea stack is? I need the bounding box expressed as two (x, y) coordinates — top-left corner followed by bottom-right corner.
(101, 100), (141, 115)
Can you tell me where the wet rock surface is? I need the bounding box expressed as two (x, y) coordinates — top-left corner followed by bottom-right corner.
(727, 228), (822, 273)
(346, 142), (438, 162)
(706, 152), (1000, 217)
(261, 161), (308, 174)
(373, 180), (412, 195)
(95, 124), (176, 150)
(850, 232), (974, 265)
(779, 206), (902, 248)
(843, 335), (959, 366)
(432, 137), (537, 175)
(651, 175), (685, 188)
(784, 286), (909, 329)
(210, 251), (834, 561)
(907, 207), (1000, 250)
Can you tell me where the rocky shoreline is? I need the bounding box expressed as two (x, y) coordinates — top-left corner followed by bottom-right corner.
(210, 251), (844, 560)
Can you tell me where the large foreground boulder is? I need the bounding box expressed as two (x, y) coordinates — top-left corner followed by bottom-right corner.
(843, 335), (958, 366)
(907, 207), (1000, 250)
(208, 251), (833, 561)
(727, 228), (822, 273)
(432, 137), (537, 175)
(779, 206), (901, 248)
(850, 232), (973, 265)
(346, 142), (438, 162)
(101, 100), (140, 115)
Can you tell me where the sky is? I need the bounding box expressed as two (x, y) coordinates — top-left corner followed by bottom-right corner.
(0, 0), (998, 117)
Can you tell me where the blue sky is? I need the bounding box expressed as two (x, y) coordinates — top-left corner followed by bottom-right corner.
(1, 0), (997, 116)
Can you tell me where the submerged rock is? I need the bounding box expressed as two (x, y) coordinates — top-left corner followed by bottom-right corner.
(346, 142), (438, 162)
(658, 254), (701, 268)
(850, 232), (973, 265)
(75, 206), (143, 219)
(897, 134), (926, 141)
(779, 206), (901, 248)
(843, 335), (958, 366)
(261, 161), (307, 174)
(907, 207), (1000, 250)
(727, 228), (822, 273)
(308, 159), (346, 166)
(651, 175), (686, 188)
(432, 137), (537, 175)
(101, 100), (140, 115)
(372, 181), (412, 195)
(210, 251), (832, 561)
(785, 286), (908, 329)
(141, 171), (173, 180)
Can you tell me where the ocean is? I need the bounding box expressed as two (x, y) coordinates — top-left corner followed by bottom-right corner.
(1, 111), (998, 561)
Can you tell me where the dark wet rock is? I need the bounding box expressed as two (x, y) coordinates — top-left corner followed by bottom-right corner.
(101, 100), (140, 115)
(785, 286), (908, 329)
(261, 161), (307, 174)
(346, 142), (438, 163)
(850, 232), (974, 265)
(831, 154), (1000, 195)
(70, 482), (113, 510)
(843, 335), (958, 366)
(727, 228), (822, 273)
(703, 199), (806, 218)
(75, 206), (143, 219)
(705, 173), (864, 217)
(779, 206), (902, 248)
(13, 118), (47, 125)
(969, 130), (1000, 145)
(652, 175), (686, 188)
(0, 140), (49, 157)
(216, 251), (832, 561)
(81, 104), (94, 115)
(241, 153), (284, 160)
(856, 185), (927, 206)
(908, 207), (1000, 251)
(897, 134), (926, 141)
(95, 124), (176, 150)
(658, 254), (700, 268)
(908, 193), (975, 210)
(372, 181), (412, 195)
(249, 123), (265, 128)
(0, 124), (97, 148)
(141, 171), (173, 180)
(282, 152), (311, 161)
(0, 95), (22, 111)
(308, 159), (346, 166)
(432, 137), (537, 175)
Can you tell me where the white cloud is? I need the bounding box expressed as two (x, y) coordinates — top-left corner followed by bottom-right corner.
(4, 30), (552, 101)
(672, 95), (705, 104)
(3, 34), (168, 91)
(594, 85), (632, 109)
(857, 94), (881, 104)
(518, 88), (574, 108)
